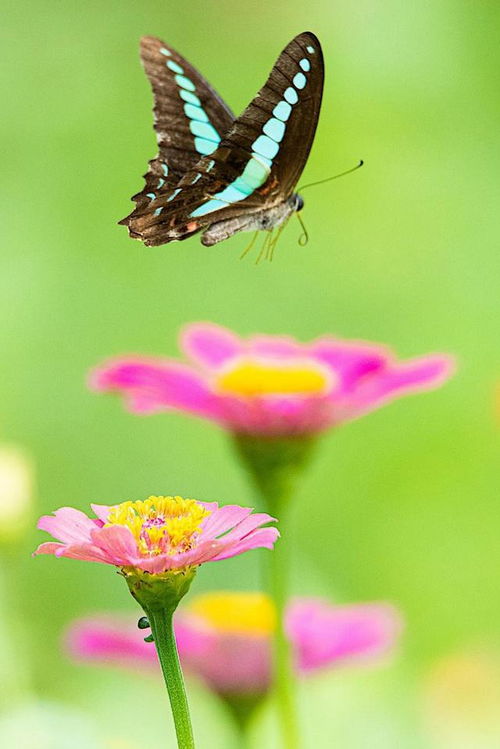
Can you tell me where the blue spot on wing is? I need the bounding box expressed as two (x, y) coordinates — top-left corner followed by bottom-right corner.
(284, 87), (299, 105)
(263, 118), (285, 143)
(175, 74), (196, 92)
(194, 137), (219, 155)
(273, 101), (292, 122)
(252, 134), (279, 160)
(190, 199), (229, 217)
(293, 72), (307, 90)
(184, 103), (209, 123)
(299, 58), (311, 72)
(167, 60), (184, 74)
(179, 89), (201, 106)
(216, 184), (252, 203)
(189, 121), (220, 143)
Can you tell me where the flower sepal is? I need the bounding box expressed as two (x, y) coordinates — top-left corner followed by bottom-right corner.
(122, 567), (197, 614)
(232, 433), (317, 509)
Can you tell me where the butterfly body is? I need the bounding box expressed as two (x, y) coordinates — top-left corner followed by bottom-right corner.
(200, 193), (303, 246)
(121, 33), (323, 249)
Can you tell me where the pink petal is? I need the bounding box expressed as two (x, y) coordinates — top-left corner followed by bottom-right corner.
(175, 539), (226, 567)
(180, 323), (242, 369)
(66, 617), (157, 666)
(33, 541), (66, 556)
(54, 543), (114, 564)
(176, 615), (271, 694)
(90, 358), (224, 420)
(247, 334), (302, 359)
(347, 355), (456, 416)
(90, 504), (113, 523)
(213, 512), (278, 544)
(309, 338), (390, 391)
(200, 504), (254, 538)
(90, 525), (140, 566)
(210, 527), (280, 561)
(37, 507), (101, 545)
(287, 599), (403, 672)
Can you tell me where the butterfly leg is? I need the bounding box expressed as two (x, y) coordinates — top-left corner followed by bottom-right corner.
(239, 231), (259, 260)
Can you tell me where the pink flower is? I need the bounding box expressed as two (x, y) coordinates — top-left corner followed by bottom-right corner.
(33, 496), (278, 574)
(90, 322), (455, 436)
(66, 593), (402, 695)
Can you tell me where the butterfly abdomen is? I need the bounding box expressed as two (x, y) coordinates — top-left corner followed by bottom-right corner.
(201, 194), (301, 246)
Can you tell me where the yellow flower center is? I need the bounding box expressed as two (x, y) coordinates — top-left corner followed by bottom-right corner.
(215, 359), (331, 397)
(188, 592), (276, 636)
(106, 496), (210, 557)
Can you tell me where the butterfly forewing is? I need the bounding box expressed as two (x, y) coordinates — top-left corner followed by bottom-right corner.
(120, 36), (234, 230)
(123, 32), (323, 247)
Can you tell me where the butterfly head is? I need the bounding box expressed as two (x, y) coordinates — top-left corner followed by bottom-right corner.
(292, 193), (304, 212)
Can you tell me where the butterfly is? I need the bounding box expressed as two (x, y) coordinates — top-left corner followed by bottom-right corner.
(119, 32), (324, 249)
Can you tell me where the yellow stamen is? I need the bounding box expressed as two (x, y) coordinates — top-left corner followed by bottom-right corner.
(106, 496), (210, 557)
(188, 592), (276, 636)
(215, 359), (331, 397)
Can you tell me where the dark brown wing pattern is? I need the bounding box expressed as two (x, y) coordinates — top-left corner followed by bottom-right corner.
(124, 32), (323, 246)
(120, 36), (234, 234)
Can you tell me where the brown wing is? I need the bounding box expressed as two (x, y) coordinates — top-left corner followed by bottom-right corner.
(120, 35), (235, 233)
(127, 32), (324, 247)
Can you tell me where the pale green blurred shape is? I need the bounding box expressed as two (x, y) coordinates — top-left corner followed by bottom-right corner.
(1, 0), (499, 745)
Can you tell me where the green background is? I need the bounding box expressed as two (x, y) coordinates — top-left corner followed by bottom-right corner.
(1, 0), (499, 746)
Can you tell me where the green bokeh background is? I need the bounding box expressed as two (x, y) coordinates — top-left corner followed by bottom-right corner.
(2, 0), (499, 746)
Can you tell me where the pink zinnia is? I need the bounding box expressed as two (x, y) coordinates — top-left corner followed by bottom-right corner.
(33, 496), (278, 574)
(90, 322), (454, 436)
(66, 592), (402, 695)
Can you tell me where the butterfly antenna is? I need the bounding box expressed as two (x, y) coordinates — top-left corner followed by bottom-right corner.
(240, 231), (259, 260)
(296, 211), (309, 247)
(298, 160), (364, 192)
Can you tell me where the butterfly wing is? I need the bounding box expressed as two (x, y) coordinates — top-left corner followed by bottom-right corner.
(120, 36), (235, 234)
(127, 31), (324, 246)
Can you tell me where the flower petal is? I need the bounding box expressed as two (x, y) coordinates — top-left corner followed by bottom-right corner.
(346, 355), (456, 417)
(309, 337), (390, 392)
(200, 504), (254, 538)
(54, 542), (114, 564)
(181, 323), (242, 369)
(90, 525), (140, 566)
(37, 507), (101, 544)
(210, 527), (280, 561)
(66, 617), (157, 666)
(247, 334), (302, 359)
(213, 512), (278, 544)
(90, 357), (224, 419)
(33, 541), (66, 556)
(286, 599), (403, 672)
(90, 504), (113, 523)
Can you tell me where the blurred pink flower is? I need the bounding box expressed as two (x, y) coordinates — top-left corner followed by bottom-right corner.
(90, 322), (455, 436)
(33, 496), (278, 574)
(66, 593), (402, 695)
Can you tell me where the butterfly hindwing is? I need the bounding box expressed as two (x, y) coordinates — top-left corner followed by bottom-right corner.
(120, 36), (235, 230)
(124, 32), (323, 247)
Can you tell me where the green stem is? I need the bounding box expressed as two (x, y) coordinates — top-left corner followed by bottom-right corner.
(232, 434), (316, 749)
(146, 606), (195, 749)
(267, 495), (299, 749)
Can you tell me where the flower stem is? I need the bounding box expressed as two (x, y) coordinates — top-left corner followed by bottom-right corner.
(268, 495), (299, 749)
(232, 435), (316, 749)
(147, 606), (195, 749)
